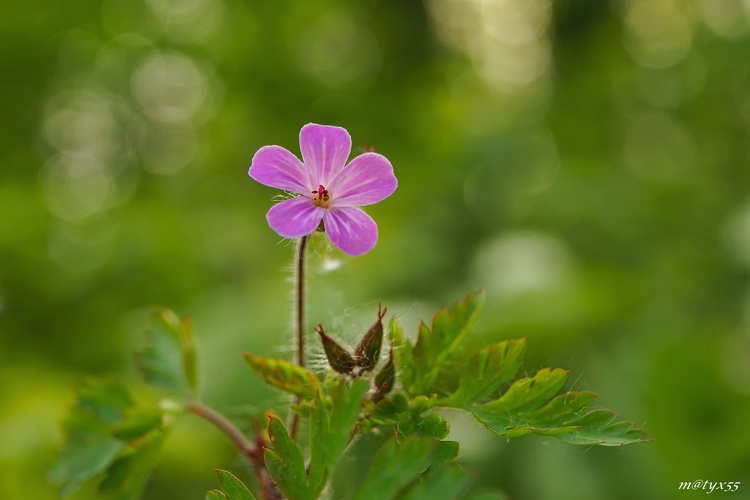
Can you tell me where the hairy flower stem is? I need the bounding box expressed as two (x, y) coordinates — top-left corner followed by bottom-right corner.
(296, 235), (309, 369)
(187, 401), (277, 499)
(289, 235), (309, 439)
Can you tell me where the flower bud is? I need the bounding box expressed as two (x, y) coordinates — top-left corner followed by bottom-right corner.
(315, 324), (356, 374)
(354, 304), (387, 372)
(372, 348), (395, 403)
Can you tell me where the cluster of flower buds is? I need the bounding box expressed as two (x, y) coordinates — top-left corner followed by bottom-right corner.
(315, 304), (394, 400)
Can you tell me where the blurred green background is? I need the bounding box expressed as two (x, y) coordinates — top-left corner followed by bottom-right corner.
(2, 0), (750, 498)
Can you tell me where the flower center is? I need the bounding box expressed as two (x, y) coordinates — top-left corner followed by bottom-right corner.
(311, 184), (330, 208)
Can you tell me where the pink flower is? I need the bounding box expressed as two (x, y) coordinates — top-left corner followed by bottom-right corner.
(249, 123), (398, 256)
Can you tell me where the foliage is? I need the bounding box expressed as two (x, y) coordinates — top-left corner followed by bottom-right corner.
(7, 1), (750, 498)
(207, 469), (257, 500)
(52, 291), (649, 499)
(50, 311), (198, 498)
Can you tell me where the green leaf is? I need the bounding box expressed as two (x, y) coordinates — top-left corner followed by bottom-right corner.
(401, 464), (469, 500)
(555, 407), (652, 446)
(354, 304), (386, 372)
(441, 338), (526, 406)
(514, 390), (598, 426)
(427, 440), (460, 471)
(177, 315), (199, 395)
(111, 409), (162, 441)
(308, 396), (328, 495)
(397, 411), (449, 440)
(49, 378), (134, 497)
(395, 412), (459, 478)
(408, 291), (486, 395)
(99, 430), (167, 499)
(362, 392), (409, 429)
(309, 379), (369, 496)
(78, 377), (135, 424)
(380, 293), (651, 455)
(264, 416), (311, 500)
(243, 353), (322, 399)
(471, 387), (651, 445)
(390, 317), (415, 390)
(352, 436), (435, 500)
(135, 310), (198, 397)
(206, 490), (228, 500)
(477, 367), (569, 415)
(316, 324), (357, 374)
(215, 469), (257, 500)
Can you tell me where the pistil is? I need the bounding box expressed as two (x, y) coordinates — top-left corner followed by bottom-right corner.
(311, 184), (330, 208)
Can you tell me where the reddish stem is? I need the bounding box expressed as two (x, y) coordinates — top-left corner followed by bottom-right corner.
(187, 401), (278, 499)
(289, 235), (309, 439)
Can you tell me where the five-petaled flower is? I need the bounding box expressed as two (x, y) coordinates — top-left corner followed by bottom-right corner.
(249, 123), (398, 256)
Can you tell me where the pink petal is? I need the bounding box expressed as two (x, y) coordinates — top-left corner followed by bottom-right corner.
(327, 152), (398, 207)
(249, 145), (314, 195)
(323, 207), (378, 256)
(299, 124), (351, 187)
(267, 196), (325, 238)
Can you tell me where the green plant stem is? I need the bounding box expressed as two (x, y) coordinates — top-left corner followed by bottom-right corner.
(187, 401), (276, 499)
(289, 235), (309, 439)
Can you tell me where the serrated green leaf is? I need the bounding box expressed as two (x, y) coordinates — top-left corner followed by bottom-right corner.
(243, 353), (321, 399)
(316, 324), (356, 374)
(49, 379), (134, 498)
(401, 464), (469, 500)
(328, 378), (369, 434)
(216, 469), (257, 499)
(556, 408), (652, 446)
(178, 316), (199, 395)
(352, 436), (435, 500)
(419, 412), (450, 440)
(441, 339), (526, 406)
(411, 394), (439, 413)
(50, 423), (123, 498)
(478, 367), (568, 415)
(308, 394), (331, 494)
(409, 291), (485, 395)
(390, 317), (415, 390)
(206, 490), (228, 500)
(152, 310), (199, 394)
(309, 378), (369, 496)
(111, 409), (162, 441)
(135, 324), (190, 396)
(398, 411), (449, 440)
(264, 416), (311, 500)
(427, 440), (460, 473)
(79, 378), (134, 424)
(471, 388), (651, 445)
(389, 412), (459, 485)
(362, 392), (409, 429)
(519, 391), (598, 426)
(99, 430), (167, 499)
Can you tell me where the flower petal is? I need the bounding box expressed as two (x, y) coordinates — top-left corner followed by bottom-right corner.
(249, 145), (313, 194)
(267, 196), (325, 238)
(299, 123), (351, 187)
(324, 207), (378, 256)
(328, 152), (398, 207)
